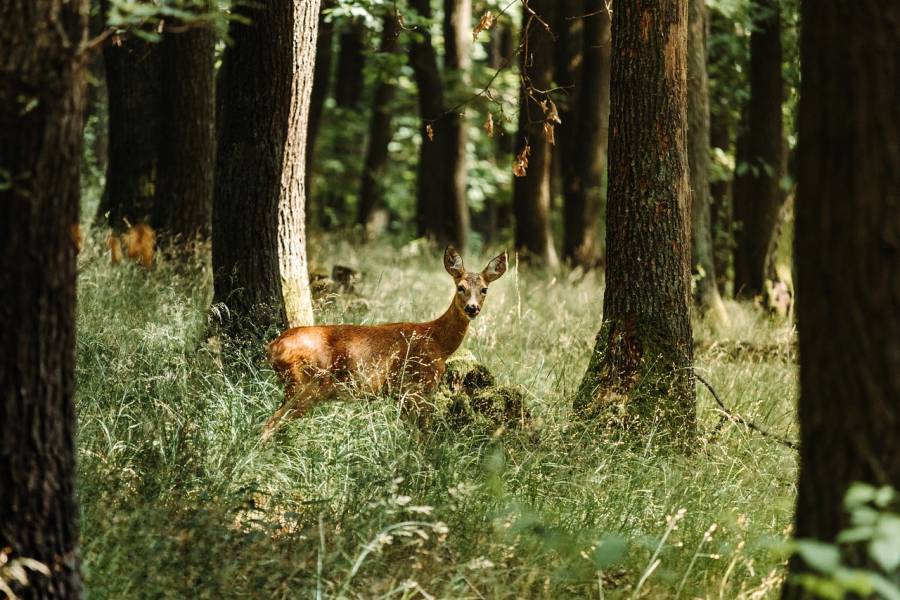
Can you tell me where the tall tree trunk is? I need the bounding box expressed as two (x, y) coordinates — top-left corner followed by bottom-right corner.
(687, 0), (728, 323)
(513, 0), (559, 266)
(709, 108), (732, 297)
(575, 0), (695, 441)
(304, 0), (334, 205)
(213, 0), (318, 337)
(442, 0), (471, 250)
(408, 0), (464, 246)
(0, 0), (87, 596)
(96, 3), (163, 230)
(334, 21), (365, 109)
(732, 0), (783, 299)
(152, 22), (216, 244)
(358, 11), (401, 233)
(784, 2), (900, 595)
(561, 0), (611, 268)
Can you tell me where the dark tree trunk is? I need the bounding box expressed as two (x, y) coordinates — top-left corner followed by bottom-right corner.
(687, 0), (728, 322)
(358, 12), (401, 233)
(513, 0), (559, 266)
(575, 0), (695, 441)
(0, 0), (87, 596)
(304, 0), (334, 204)
(442, 0), (471, 250)
(152, 22), (216, 244)
(408, 0), (465, 246)
(560, 0), (611, 268)
(96, 5), (163, 230)
(732, 0), (783, 299)
(784, 2), (900, 596)
(213, 0), (318, 337)
(709, 108), (732, 297)
(334, 21), (365, 109)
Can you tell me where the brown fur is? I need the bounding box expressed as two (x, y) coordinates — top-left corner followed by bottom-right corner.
(108, 224), (155, 269)
(261, 247), (508, 442)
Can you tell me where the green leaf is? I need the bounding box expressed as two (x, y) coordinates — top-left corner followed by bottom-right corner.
(851, 506), (880, 526)
(867, 572), (900, 600)
(870, 515), (900, 572)
(844, 482), (876, 511)
(874, 486), (896, 508)
(835, 525), (874, 544)
(795, 540), (841, 574)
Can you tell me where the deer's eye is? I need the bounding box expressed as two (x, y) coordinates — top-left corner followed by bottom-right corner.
(481, 288), (488, 295)
(457, 285), (465, 293)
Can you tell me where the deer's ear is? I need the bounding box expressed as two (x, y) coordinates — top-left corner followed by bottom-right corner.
(482, 250), (508, 283)
(444, 245), (465, 278)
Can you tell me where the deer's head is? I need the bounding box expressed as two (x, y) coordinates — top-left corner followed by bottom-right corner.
(444, 246), (508, 320)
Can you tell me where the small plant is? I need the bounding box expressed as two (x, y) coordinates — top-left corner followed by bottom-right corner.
(790, 483), (900, 600)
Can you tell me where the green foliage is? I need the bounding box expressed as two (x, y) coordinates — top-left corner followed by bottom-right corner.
(789, 484), (900, 600)
(74, 229), (800, 597)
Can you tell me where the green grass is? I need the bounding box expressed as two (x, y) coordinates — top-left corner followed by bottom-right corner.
(75, 234), (798, 599)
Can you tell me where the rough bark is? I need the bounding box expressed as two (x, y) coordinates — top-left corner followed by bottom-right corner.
(304, 0), (334, 204)
(96, 4), (163, 230)
(784, 3), (900, 596)
(687, 0), (728, 323)
(152, 22), (216, 244)
(213, 0), (318, 337)
(0, 0), (87, 596)
(442, 0), (471, 250)
(408, 0), (466, 246)
(732, 0), (783, 298)
(513, 0), (559, 266)
(575, 0), (695, 441)
(334, 21), (365, 109)
(358, 12), (401, 232)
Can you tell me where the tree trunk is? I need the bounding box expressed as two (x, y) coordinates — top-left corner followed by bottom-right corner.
(358, 12), (401, 233)
(709, 108), (732, 297)
(784, 2), (900, 595)
(304, 0), (334, 204)
(442, 0), (471, 250)
(152, 22), (216, 244)
(408, 0), (465, 246)
(513, 0), (559, 266)
(96, 5), (163, 230)
(687, 0), (728, 323)
(575, 0), (695, 441)
(732, 0), (783, 299)
(213, 0), (318, 337)
(0, 0), (87, 596)
(334, 22), (365, 109)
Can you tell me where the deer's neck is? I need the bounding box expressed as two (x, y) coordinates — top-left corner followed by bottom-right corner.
(425, 298), (470, 358)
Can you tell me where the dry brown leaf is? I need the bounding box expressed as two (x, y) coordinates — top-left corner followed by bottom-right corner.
(484, 113), (494, 138)
(541, 97), (561, 124)
(425, 123), (434, 142)
(472, 10), (495, 42)
(513, 143), (531, 177)
(543, 121), (556, 146)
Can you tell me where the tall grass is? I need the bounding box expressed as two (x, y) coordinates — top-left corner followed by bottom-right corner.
(75, 234), (798, 598)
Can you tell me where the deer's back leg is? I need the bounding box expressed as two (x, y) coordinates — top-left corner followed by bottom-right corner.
(261, 365), (332, 443)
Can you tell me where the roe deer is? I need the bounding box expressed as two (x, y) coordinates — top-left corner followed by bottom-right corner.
(261, 246), (508, 441)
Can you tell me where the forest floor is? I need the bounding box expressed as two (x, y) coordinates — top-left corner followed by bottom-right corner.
(75, 234), (798, 599)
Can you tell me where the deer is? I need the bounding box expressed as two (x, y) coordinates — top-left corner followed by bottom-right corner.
(261, 246), (508, 442)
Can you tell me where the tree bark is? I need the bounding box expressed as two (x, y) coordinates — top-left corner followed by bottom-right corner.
(442, 0), (471, 250)
(96, 4), (163, 230)
(687, 0), (728, 323)
(213, 0), (318, 337)
(408, 0), (466, 246)
(152, 21), (216, 244)
(575, 0), (695, 441)
(0, 0), (87, 596)
(358, 11), (401, 232)
(784, 2), (900, 596)
(513, 0), (559, 266)
(304, 0), (334, 204)
(732, 0), (783, 299)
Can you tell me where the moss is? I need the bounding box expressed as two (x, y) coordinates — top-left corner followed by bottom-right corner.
(437, 355), (530, 430)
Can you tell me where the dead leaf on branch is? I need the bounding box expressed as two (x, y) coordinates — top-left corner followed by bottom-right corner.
(513, 143), (531, 177)
(425, 123), (434, 141)
(540, 97), (561, 124)
(484, 113), (494, 138)
(473, 10), (495, 42)
(543, 121), (556, 145)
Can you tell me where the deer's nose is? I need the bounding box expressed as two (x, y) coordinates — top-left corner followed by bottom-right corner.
(465, 304), (480, 317)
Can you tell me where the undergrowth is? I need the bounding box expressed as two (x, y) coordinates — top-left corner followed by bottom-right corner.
(75, 234), (798, 598)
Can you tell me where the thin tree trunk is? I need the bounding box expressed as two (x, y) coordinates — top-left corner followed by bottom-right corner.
(732, 0), (783, 298)
(443, 0), (471, 250)
(784, 2), (900, 596)
(687, 0), (728, 323)
(358, 11), (401, 232)
(213, 0), (318, 337)
(334, 22), (365, 109)
(513, 0), (559, 266)
(153, 21), (216, 244)
(709, 108), (732, 297)
(96, 2), (163, 230)
(575, 0), (695, 442)
(0, 0), (87, 596)
(304, 0), (334, 205)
